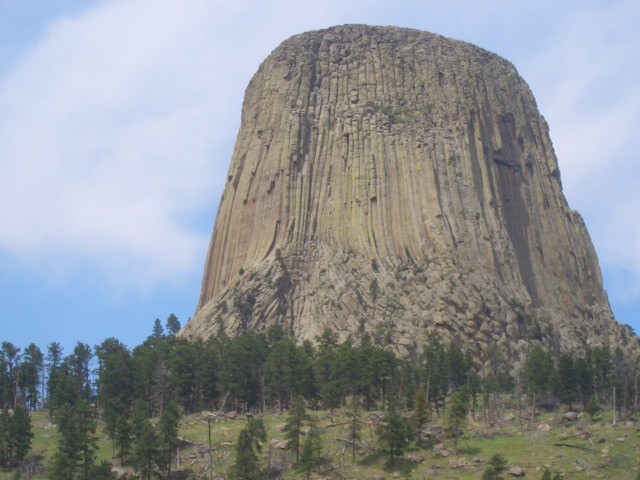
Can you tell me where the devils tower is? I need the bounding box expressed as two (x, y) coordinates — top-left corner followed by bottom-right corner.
(180, 25), (636, 358)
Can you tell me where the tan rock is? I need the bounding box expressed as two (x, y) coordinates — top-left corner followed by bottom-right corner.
(562, 411), (579, 421)
(180, 25), (637, 360)
(270, 439), (289, 449)
(509, 466), (526, 477)
(433, 443), (450, 457)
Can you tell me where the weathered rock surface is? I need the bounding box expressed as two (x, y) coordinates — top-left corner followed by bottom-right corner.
(180, 25), (638, 361)
(508, 466), (526, 477)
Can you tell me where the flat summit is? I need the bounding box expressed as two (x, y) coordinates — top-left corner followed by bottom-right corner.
(181, 25), (636, 359)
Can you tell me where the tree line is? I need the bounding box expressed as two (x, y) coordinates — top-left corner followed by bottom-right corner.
(1, 314), (639, 478)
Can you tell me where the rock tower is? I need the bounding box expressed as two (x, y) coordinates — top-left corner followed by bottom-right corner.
(180, 25), (636, 359)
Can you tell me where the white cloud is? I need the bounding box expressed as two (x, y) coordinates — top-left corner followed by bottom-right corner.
(2, 0), (640, 310)
(0, 0), (375, 291)
(0, 0), (242, 290)
(519, 1), (640, 304)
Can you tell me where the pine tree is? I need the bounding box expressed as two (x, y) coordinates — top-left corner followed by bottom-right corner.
(245, 416), (267, 453)
(229, 428), (262, 480)
(481, 467), (498, 480)
(369, 278), (380, 303)
(298, 416), (323, 480)
(573, 356), (594, 408)
(151, 319), (165, 339)
(90, 460), (116, 479)
(319, 380), (341, 422)
(420, 333), (447, 415)
(0, 342), (21, 409)
(265, 338), (315, 414)
(156, 402), (180, 476)
(8, 406), (33, 463)
(413, 385), (429, 444)
(18, 344), (44, 411)
(115, 417), (132, 465)
(131, 420), (158, 480)
(585, 397), (601, 421)
(376, 401), (410, 466)
(218, 332), (268, 411)
(45, 342), (63, 418)
(555, 353), (578, 409)
(523, 347), (554, 404)
(0, 409), (10, 465)
(285, 396), (309, 462)
(229, 417), (267, 480)
(131, 340), (170, 417)
(346, 396), (362, 463)
(165, 314), (181, 336)
(50, 403), (99, 480)
(481, 453), (508, 480)
(95, 337), (133, 455)
(446, 390), (468, 451)
(315, 329), (342, 421)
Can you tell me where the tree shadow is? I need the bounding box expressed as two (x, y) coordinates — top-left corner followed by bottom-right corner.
(458, 446), (481, 456)
(414, 438), (435, 450)
(359, 453), (381, 466)
(167, 472), (192, 480)
(383, 458), (414, 476)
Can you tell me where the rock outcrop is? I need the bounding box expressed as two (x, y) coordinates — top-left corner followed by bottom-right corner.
(180, 25), (637, 361)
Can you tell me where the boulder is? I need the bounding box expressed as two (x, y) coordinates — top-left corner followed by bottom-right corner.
(508, 466), (526, 477)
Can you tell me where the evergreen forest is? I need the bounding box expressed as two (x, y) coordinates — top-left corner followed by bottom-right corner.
(1, 315), (639, 479)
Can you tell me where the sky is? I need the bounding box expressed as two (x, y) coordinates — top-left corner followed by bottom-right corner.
(0, 0), (639, 354)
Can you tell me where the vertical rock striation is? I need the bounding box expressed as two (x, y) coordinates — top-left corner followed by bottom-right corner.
(181, 25), (637, 360)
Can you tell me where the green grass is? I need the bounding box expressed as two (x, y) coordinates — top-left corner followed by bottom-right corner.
(3, 406), (640, 479)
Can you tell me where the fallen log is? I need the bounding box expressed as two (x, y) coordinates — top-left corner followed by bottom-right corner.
(327, 464), (350, 480)
(337, 438), (377, 453)
(360, 439), (377, 453)
(337, 438), (356, 446)
(325, 421), (350, 428)
(553, 443), (593, 452)
(177, 436), (199, 446)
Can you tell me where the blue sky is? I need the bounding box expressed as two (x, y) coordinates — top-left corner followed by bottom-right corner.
(1, 0), (639, 354)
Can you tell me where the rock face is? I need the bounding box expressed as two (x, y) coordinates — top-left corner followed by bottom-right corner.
(180, 25), (637, 360)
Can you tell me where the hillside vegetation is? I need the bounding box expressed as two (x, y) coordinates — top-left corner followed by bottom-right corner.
(3, 403), (640, 479)
(1, 317), (639, 479)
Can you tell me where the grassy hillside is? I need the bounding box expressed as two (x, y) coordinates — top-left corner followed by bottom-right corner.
(3, 406), (639, 479)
